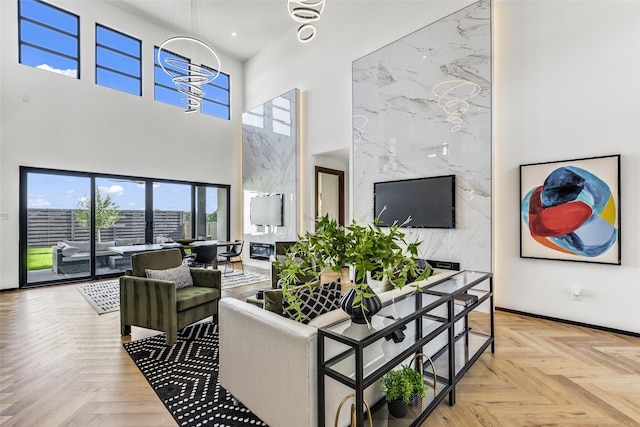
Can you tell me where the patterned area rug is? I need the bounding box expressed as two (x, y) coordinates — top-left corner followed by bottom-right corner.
(77, 280), (120, 314)
(78, 272), (270, 314)
(219, 271), (270, 289)
(124, 322), (267, 427)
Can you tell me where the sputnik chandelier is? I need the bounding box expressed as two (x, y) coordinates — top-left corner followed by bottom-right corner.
(288, 0), (326, 43)
(157, 0), (221, 114)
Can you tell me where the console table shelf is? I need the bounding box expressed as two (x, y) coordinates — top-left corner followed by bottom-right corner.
(317, 270), (493, 427)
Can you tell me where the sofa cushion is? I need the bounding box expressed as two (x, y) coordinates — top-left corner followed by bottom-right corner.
(176, 286), (220, 311)
(63, 240), (90, 252)
(263, 280), (320, 315)
(146, 264), (194, 289)
(282, 280), (341, 324)
(59, 243), (80, 257)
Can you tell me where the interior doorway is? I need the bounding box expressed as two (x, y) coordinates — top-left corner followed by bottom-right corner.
(315, 166), (345, 226)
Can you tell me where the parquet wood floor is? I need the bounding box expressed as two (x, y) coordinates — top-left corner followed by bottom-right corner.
(1, 276), (638, 426)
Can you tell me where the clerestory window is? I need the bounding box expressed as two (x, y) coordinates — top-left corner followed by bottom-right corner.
(18, 0), (80, 78)
(95, 24), (142, 96)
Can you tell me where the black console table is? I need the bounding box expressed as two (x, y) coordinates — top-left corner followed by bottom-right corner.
(317, 270), (493, 426)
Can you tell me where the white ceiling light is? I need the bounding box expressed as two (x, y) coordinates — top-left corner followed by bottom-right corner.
(287, 0), (325, 43)
(157, 0), (222, 114)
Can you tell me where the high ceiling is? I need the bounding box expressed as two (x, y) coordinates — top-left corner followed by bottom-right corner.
(106, 0), (331, 62)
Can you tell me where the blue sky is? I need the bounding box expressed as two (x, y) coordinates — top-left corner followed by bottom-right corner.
(27, 173), (207, 211)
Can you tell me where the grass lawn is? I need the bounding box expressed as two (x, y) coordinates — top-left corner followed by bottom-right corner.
(27, 247), (52, 270)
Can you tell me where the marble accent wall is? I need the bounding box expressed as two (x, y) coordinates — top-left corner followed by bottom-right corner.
(352, 0), (491, 271)
(242, 89), (299, 261)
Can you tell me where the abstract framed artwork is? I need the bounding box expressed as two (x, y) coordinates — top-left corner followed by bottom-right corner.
(520, 154), (621, 264)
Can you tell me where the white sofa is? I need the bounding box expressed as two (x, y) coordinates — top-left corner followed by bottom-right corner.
(219, 269), (458, 427)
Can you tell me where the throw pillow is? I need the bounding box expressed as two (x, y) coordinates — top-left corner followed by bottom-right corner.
(146, 265), (194, 289)
(263, 280), (321, 315)
(282, 280), (341, 324)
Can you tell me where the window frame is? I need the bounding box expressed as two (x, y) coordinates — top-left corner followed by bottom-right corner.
(18, 0), (80, 79)
(95, 23), (142, 96)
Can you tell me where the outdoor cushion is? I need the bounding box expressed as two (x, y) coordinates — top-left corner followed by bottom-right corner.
(146, 264), (193, 289)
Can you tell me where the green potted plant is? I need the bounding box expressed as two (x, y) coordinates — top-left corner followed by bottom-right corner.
(276, 213), (432, 324)
(381, 369), (412, 418)
(401, 364), (429, 406)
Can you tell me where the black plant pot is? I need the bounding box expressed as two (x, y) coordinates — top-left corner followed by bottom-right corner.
(409, 393), (421, 407)
(339, 286), (382, 324)
(387, 399), (408, 418)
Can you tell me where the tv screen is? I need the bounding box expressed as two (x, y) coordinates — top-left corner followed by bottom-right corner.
(374, 175), (455, 228)
(250, 194), (284, 226)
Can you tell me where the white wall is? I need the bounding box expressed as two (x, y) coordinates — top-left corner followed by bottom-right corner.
(494, 0), (640, 333)
(0, 0), (245, 289)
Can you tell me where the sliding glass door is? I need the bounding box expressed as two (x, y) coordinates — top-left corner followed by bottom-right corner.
(20, 167), (230, 287)
(24, 171), (92, 284)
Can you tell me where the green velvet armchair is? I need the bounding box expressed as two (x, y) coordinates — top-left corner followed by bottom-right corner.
(120, 248), (221, 346)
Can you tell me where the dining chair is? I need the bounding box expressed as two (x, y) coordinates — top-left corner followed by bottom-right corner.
(217, 240), (244, 275)
(187, 243), (218, 269)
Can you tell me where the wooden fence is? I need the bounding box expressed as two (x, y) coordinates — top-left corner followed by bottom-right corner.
(26, 209), (190, 248)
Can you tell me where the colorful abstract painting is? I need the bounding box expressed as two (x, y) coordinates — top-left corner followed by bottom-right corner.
(520, 155), (621, 264)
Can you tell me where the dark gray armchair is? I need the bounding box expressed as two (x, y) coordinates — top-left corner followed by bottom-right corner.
(120, 248), (221, 346)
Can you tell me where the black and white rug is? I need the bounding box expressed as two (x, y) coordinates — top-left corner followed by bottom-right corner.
(124, 322), (267, 427)
(78, 272), (270, 314)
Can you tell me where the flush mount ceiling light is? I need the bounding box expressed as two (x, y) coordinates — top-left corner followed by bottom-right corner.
(158, 0), (222, 114)
(288, 0), (326, 43)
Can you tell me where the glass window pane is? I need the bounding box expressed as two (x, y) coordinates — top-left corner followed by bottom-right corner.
(153, 182), (191, 241)
(155, 84), (185, 109)
(97, 68), (140, 96)
(96, 47), (140, 77)
(203, 85), (229, 104)
(96, 25), (139, 57)
(20, 20), (78, 57)
(202, 99), (229, 119)
(20, 44), (78, 77)
(20, 0), (78, 34)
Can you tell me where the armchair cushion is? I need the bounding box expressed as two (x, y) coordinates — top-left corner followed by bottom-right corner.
(176, 286), (220, 311)
(146, 264), (193, 289)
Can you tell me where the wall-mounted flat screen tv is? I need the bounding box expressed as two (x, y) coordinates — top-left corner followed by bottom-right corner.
(374, 175), (455, 228)
(250, 194), (284, 226)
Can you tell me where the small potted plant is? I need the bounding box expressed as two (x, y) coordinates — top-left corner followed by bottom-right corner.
(381, 369), (412, 418)
(401, 364), (428, 406)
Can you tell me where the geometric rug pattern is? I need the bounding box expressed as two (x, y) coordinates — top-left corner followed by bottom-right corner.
(77, 280), (120, 314)
(123, 322), (268, 427)
(78, 272), (270, 314)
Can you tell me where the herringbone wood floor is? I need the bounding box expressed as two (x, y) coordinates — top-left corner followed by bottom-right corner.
(1, 279), (639, 426)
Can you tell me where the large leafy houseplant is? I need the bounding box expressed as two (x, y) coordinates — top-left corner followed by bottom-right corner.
(276, 213), (431, 322)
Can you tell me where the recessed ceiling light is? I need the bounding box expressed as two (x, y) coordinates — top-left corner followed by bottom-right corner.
(231, 32), (237, 37)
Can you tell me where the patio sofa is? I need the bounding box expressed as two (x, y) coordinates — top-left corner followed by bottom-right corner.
(51, 238), (141, 274)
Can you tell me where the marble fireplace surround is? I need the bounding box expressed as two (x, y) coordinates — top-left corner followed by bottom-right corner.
(352, 0), (492, 272)
(242, 88), (300, 265)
